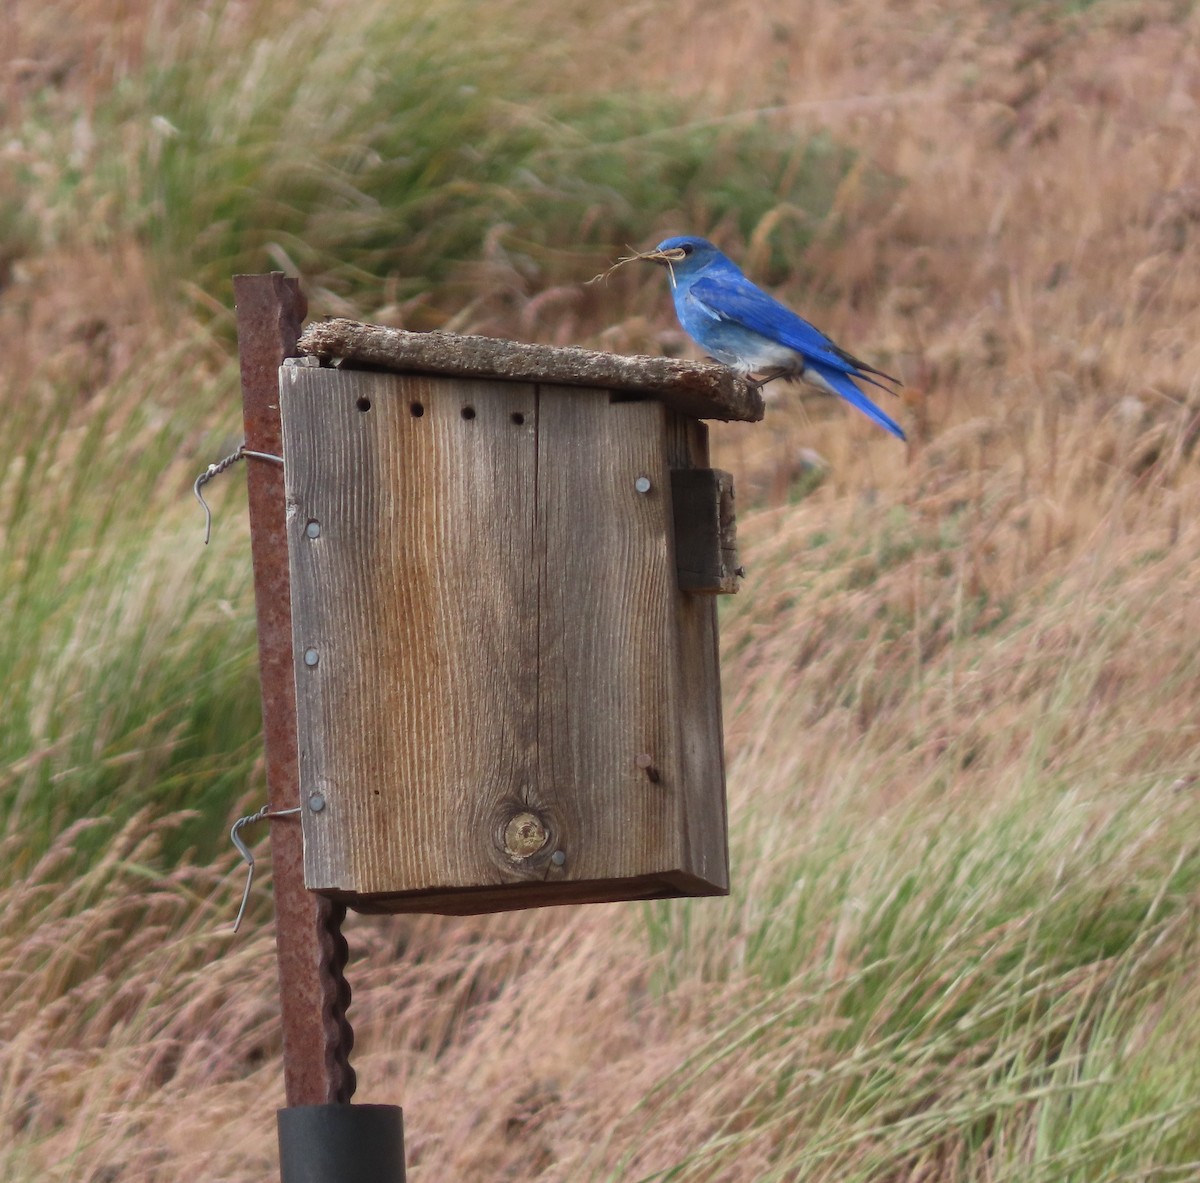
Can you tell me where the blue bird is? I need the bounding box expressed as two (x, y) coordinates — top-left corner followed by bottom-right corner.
(637, 236), (906, 440)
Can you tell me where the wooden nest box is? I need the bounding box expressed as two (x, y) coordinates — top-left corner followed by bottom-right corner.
(280, 319), (763, 915)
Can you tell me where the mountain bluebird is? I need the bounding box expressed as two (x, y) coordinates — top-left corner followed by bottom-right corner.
(638, 236), (905, 440)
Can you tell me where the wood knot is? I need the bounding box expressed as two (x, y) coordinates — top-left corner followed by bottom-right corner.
(503, 812), (549, 860)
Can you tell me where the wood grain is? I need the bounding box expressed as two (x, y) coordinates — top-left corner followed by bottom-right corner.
(532, 388), (681, 884)
(282, 367), (728, 911)
(298, 319), (764, 423)
(671, 468), (741, 594)
(663, 413), (730, 894)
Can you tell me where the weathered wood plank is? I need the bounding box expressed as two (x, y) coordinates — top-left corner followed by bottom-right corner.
(671, 468), (741, 594)
(533, 390), (683, 884)
(348, 874), (711, 916)
(664, 413), (730, 894)
(284, 369), (540, 895)
(281, 368), (728, 910)
(297, 318), (765, 424)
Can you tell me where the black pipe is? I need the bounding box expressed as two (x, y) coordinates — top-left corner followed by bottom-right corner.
(278, 1104), (405, 1183)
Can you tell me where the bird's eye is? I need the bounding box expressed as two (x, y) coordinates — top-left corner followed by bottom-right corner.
(679, 244), (694, 256)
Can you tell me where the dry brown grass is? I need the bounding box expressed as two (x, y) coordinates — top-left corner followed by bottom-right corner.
(3, 0), (1200, 1179)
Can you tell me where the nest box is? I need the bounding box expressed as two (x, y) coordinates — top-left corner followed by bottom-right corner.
(278, 320), (762, 915)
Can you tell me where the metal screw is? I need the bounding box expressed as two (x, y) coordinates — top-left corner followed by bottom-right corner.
(634, 476), (652, 494)
(308, 791), (326, 813)
(303, 647), (319, 667)
(550, 849), (566, 866)
(305, 519), (321, 539)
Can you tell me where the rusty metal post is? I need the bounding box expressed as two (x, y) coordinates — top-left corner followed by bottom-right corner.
(234, 273), (357, 1106)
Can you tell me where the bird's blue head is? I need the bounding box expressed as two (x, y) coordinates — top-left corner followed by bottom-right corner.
(638, 236), (740, 286)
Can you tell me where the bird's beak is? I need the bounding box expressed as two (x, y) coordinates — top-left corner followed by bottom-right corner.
(635, 247), (688, 289)
(631, 247), (688, 267)
(622, 247), (688, 290)
(589, 245), (688, 287)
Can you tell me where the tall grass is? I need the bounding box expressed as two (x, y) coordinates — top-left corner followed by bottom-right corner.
(0, 337), (264, 866)
(2, 0), (1200, 1177)
(8, 0), (855, 326)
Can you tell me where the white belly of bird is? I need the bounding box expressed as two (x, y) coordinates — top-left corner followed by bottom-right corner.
(722, 336), (803, 375)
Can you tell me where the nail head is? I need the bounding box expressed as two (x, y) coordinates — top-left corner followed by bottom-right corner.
(303, 647), (319, 667)
(634, 476), (652, 494)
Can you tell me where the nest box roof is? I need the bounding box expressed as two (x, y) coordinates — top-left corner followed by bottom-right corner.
(297, 319), (764, 423)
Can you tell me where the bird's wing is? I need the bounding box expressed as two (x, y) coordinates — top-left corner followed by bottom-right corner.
(688, 274), (898, 388)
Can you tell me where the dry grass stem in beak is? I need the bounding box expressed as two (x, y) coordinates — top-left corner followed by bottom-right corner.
(588, 246), (688, 284)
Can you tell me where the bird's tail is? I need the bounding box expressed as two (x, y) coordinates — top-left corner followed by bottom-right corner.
(805, 362), (907, 441)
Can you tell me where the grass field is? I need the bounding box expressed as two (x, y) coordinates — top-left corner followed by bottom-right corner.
(3, 0), (1199, 1178)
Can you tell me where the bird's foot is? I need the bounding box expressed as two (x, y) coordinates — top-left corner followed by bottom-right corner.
(746, 367), (791, 392)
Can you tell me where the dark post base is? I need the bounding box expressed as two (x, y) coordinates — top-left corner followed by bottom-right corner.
(278, 1104), (405, 1183)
